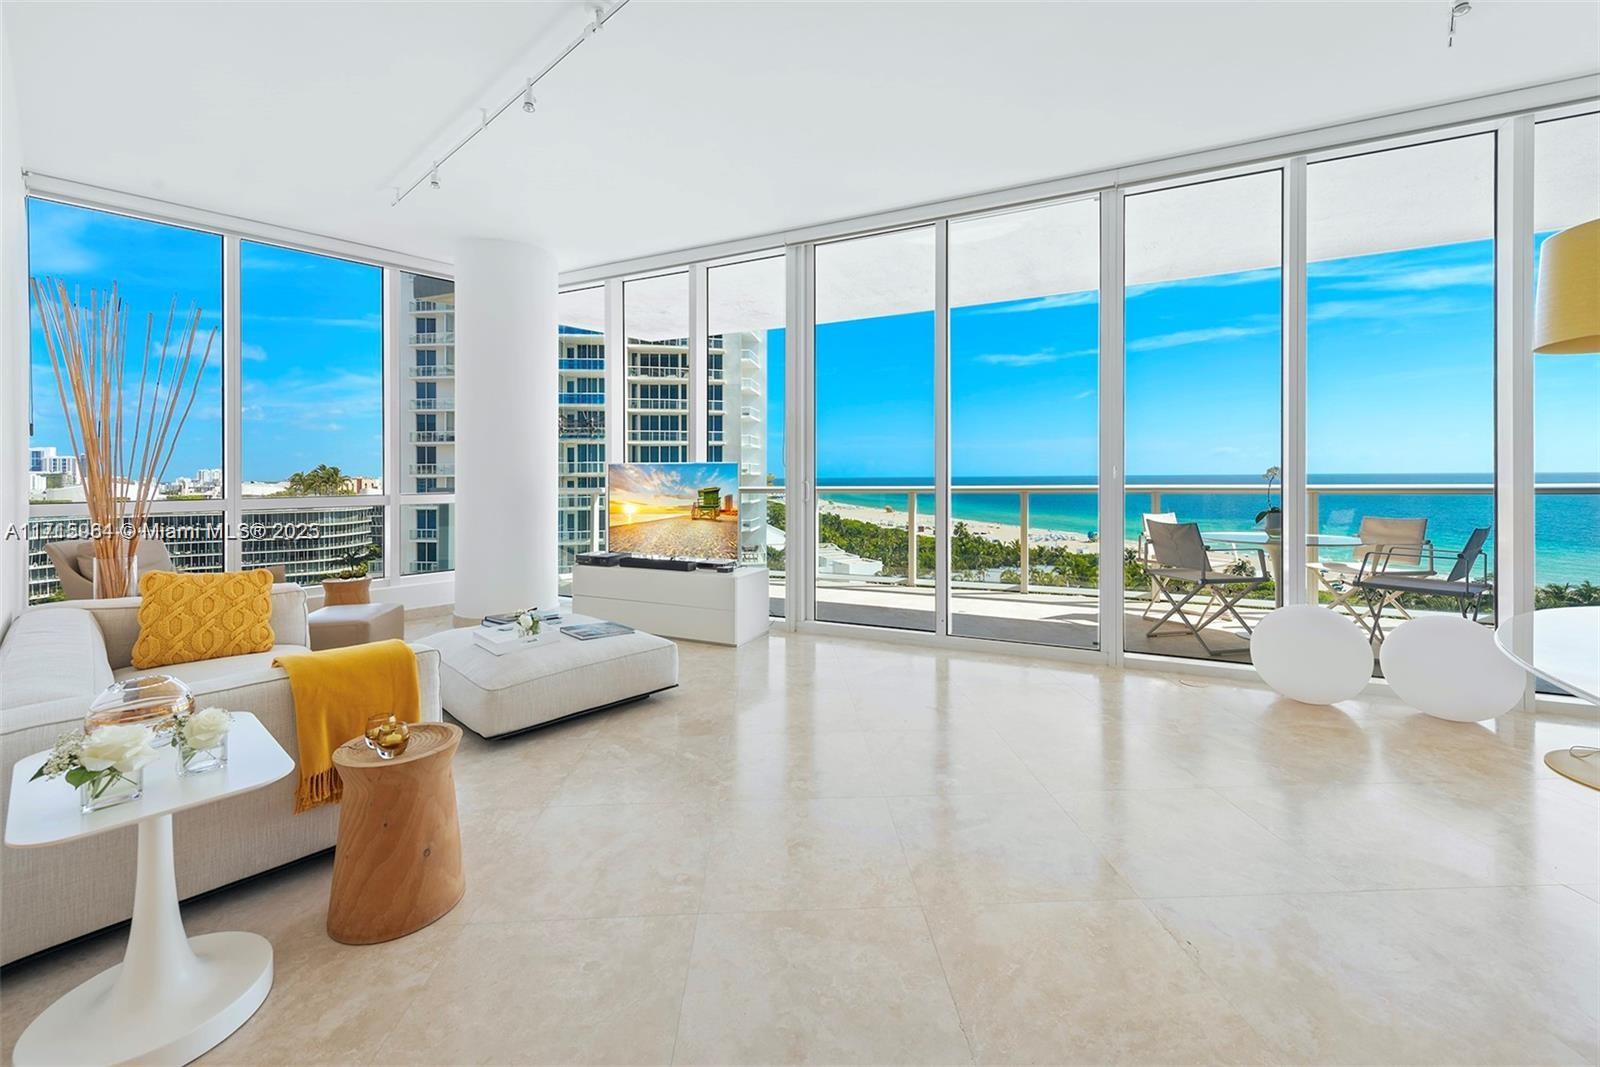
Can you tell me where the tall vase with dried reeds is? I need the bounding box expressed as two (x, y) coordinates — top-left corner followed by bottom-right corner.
(30, 278), (217, 599)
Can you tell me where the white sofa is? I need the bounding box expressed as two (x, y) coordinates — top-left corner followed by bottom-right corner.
(0, 584), (441, 965)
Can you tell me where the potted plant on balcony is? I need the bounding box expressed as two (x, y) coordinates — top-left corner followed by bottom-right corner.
(1255, 465), (1282, 534)
(322, 543), (382, 605)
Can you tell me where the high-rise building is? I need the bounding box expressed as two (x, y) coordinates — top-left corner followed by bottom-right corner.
(558, 326), (606, 573)
(400, 274), (456, 577)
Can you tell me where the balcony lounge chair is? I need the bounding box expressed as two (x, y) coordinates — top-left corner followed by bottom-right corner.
(1353, 525), (1492, 645)
(1145, 520), (1271, 657)
(1137, 512), (1177, 619)
(45, 538), (175, 600)
(1307, 516), (1432, 622)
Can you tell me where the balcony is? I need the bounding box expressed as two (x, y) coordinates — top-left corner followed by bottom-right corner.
(409, 299), (449, 312)
(407, 528), (440, 541)
(410, 560), (444, 573)
(407, 463), (455, 476)
(559, 460), (607, 476)
(627, 365), (690, 381)
(627, 429), (688, 443)
(559, 357), (605, 371)
(560, 392), (606, 407)
(410, 332), (455, 345)
(627, 397), (690, 412)
(410, 430), (455, 443)
(408, 363), (454, 378)
(558, 423), (606, 441)
(409, 397), (455, 411)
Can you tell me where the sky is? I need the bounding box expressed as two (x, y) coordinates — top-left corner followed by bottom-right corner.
(28, 198), (1598, 492)
(28, 198), (383, 484)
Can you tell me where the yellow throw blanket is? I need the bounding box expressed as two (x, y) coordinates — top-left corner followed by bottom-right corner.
(273, 639), (420, 813)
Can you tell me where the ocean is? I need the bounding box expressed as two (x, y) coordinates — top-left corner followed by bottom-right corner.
(816, 474), (1598, 586)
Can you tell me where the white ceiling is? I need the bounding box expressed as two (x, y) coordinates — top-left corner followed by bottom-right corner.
(6, 0), (1598, 279)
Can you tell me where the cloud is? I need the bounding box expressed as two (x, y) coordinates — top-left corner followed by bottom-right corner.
(1308, 294), (1473, 323)
(1072, 389), (1095, 401)
(240, 343), (268, 363)
(1313, 260), (1491, 292)
(974, 346), (1096, 367)
(241, 312), (382, 331)
(1128, 324), (1277, 352)
(1130, 268), (1280, 296)
(969, 291), (1098, 315)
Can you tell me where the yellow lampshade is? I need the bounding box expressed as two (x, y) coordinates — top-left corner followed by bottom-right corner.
(1533, 217), (1600, 355)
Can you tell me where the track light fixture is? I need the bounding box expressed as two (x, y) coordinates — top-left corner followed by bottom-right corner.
(392, 0), (632, 205)
(1447, 0), (1471, 47)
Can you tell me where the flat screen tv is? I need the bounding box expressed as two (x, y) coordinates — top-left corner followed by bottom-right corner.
(607, 462), (739, 562)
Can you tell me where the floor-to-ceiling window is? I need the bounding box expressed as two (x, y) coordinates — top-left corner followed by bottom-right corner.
(707, 254), (787, 616)
(240, 241), (385, 583)
(1306, 133), (1496, 662)
(813, 226), (936, 631)
(949, 198), (1100, 648)
(557, 285), (607, 581)
(1123, 170), (1284, 662)
(1533, 113), (1600, 630)
(25, 199), (226, 602)
(623, 272), (691, 463)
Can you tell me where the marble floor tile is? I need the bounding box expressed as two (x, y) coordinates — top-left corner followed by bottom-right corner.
(462, 801), (713, 922)
(700, 798), (918, 912)
(373, 916), (696, 1065)
(1150, 886), (1600, 1065)
(673, 908), (972, 1066)
(925, 899), (1273, 1065)
(3, 629), (1593, 1067)
(887, 792), (1134, 905)
(1055, 786), (1352, 897)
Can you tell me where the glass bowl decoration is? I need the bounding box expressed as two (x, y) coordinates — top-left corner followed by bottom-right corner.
(86, 674), (193, 733)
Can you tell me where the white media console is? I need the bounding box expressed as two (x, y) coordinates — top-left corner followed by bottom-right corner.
(571, 564), (771, 646)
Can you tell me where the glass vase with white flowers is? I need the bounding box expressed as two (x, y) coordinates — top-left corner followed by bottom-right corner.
(170, 706), (233, 776)
(515, 612), (542, 640)
(31, 724), (161, 813)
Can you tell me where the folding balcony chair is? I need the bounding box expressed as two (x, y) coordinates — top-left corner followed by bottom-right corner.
(1307, 516), (1432, 622)
(1353, 526), (1493, 646)
(1137, 512), (1177, 619)
(1144, 520), (1272, 658)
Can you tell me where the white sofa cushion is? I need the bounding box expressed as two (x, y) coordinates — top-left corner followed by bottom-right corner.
(0, 607), (113, 734)
(112, 644), (310, 692)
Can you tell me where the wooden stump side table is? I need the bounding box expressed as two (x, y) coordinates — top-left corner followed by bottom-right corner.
(327, 722), (465, 944)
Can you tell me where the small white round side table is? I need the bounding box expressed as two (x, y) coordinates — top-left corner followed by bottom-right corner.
(1495, 606), (1600, 791)
(5, 713), (293, 1066)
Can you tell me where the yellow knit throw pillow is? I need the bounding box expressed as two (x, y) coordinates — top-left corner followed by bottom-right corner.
(132, 570), (276, 669)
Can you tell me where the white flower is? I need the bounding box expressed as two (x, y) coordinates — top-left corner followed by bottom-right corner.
(80, 724), (159, 775)
(183, 707), (232, 751)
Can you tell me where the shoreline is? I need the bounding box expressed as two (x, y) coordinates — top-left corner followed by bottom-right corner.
(818, 498), (1095, 551)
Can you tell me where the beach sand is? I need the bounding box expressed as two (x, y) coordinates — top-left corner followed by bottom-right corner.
(818, 499), (1094, 550)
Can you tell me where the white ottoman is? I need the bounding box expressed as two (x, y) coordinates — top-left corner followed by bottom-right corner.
(414, 616), (679, 738)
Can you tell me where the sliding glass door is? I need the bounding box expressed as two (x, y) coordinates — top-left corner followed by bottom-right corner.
(813, 227), (936, 631)
(1123, 171), (1284, 663)
(948, 198), (1101, 648)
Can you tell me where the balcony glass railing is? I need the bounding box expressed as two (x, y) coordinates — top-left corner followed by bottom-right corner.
(558, 425), (606, 441)
(410, 332), (455, 345)
(560, 392), (606, 406)
(408, 363), (454, 378)
(409, 397), (454, 411)
(628, 429), (688, 442)
(409, 300), (448, 312)
(559, 460), (607, 475)
(627, 365), (689, 380)
(410, 430), (455, 443)
(408, 528), (440, 541)
(628, 397), (690, 411)
(560, 357), (605, 371)
(407, 463), (455, 476)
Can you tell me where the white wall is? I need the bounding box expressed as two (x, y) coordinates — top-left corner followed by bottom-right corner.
(0, 11), (28, 634)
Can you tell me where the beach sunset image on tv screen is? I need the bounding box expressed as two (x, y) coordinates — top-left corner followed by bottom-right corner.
(607, 462), (740, 560)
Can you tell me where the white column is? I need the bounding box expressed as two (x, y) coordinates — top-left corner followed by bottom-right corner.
(454, 239), (558, 620)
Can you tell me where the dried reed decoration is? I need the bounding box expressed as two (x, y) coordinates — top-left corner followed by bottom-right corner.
(30, 277), (217, 598)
